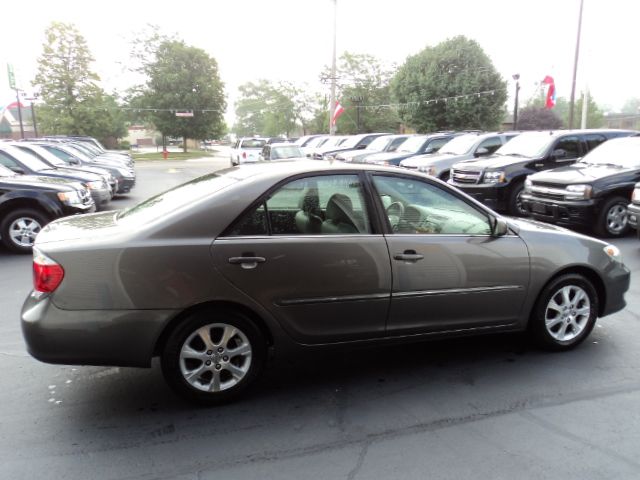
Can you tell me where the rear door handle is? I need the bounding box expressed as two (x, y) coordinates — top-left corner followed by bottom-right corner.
(228, 256), (266, 270)
(393, 250), (424, 262)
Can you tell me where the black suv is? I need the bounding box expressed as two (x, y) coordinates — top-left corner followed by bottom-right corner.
(523, 136), (640, 237)
(0, 165), (95, 253)
(448, 129), (635, 216)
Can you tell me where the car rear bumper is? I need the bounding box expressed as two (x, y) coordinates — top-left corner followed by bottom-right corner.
(21, 293), (175, 368)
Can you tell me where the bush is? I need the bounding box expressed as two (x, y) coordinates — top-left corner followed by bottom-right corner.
(118, 140), (131, 150)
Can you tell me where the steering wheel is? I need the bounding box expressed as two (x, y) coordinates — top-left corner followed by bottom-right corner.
(386, 202), (405, 230)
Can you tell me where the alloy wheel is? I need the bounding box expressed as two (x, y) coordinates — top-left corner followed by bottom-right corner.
(179, 323), (252, 392)
(606, 204), (628, 235)
(544, 285), (591, 342)
(8, 217), (42, 248)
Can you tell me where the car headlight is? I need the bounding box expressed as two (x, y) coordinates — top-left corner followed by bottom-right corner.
(117, 168), (135, 178)
(418, 165), (437, 176)
(57, 190), (83, 205)
(603, 244), (622, 263)
(483, 171), (505, 184)
(632, 187), (640, 203)
(86, 180), (104, 190)
(524, 177), (532, 192)
(565, 184), (592, 200)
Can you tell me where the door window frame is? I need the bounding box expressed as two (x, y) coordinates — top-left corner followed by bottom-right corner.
(221, 170), (385, 237)
(366, 171), (500, 237)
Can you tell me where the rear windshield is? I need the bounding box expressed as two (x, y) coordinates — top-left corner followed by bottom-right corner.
(117, 172), (238, 224)
(240, 139), (266, 149)
(269, 146), (305, 159)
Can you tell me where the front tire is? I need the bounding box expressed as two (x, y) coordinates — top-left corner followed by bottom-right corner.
(595, 196), (629, 238)
(530, 274), (598, 351)
(161, 309), (266, 405)
(508, 182), (527, 217)
(0, 208), (48, 254)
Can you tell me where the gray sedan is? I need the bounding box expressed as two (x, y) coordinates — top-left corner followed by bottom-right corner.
(21, 161), (630, 404)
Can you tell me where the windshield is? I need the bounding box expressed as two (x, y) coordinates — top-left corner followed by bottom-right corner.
(495, 132), (552, 158)
(240, 139), (266, 149)
(366, 136), (391, 151)
(0, 164), (17, 177)
(75, 142), (102, 155)
(68, 143), (97, 157)
(305, 136), (328, 148)
(398, 136), (427, 153)
(270, 146), (305, 159)
(0, 145), (51, 171)
(59, 144), (93, 162)
(340, 136), (364, 148)
(18, 145), (65, 167)
(580, 138), (640, 168)
(41, 145), (79, 163)
(438, 135), (478, 155)
(118, 173), (237, 224)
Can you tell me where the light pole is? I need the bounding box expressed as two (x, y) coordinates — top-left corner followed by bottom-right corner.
(568, 0), (585, 129)
(329, 0), (337, 135)
(512, 74), (520, 130)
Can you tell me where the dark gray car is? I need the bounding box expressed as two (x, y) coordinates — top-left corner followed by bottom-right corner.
(21, 161), (630, 404)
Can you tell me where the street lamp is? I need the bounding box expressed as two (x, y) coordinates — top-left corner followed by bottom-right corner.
(512, 74), (520, 130)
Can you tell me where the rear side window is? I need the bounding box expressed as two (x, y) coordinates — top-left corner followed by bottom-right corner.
(584, 134), (607, 151)
(225, 174), (372, 236)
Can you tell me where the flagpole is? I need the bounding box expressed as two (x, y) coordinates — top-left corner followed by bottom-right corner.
(329, 0), (337, 135)
(568, 0), (584, 129)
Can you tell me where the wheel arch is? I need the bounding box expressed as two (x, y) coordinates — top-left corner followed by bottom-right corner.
(0, 197), (55, 221)
(531, 265), (607, 320)
(153, 300), (275, 357)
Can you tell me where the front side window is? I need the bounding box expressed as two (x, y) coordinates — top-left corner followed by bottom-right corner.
(423, 137), (450, 153)
(553, 136), (581, 160)
(226, 174), (372, 236)
(477, 137), (503, 154)
(372, 175), (491, 235)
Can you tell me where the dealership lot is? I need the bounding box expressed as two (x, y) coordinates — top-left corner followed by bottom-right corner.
(1, 155), (640, 479)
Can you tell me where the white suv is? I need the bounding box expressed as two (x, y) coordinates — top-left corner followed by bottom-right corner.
(230, 138), (267, 165)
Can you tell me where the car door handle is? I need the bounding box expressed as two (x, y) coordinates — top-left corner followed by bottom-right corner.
(393, 251), (424, 262)
(228, 256), (266, 269)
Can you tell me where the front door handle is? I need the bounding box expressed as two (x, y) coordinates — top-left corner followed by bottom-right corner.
(228, 256), (266, 270)
(393, 250), (424, 262)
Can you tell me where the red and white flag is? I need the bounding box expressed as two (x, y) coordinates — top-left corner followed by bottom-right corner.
(331, 101), (345, 126)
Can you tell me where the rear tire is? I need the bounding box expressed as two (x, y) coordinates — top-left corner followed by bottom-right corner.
(529, 274), (598, 351)
(0, 208), (48, 254)
(595, 196), (629, 238)
(161, 308), (267, 405)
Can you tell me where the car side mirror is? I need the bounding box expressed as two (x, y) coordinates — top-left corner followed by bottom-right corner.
(10, 167), (25, 174)
(475, 147), (490, 157)
(552, 149), (567, 159)
(356, 145), (367, 150)
(423, 147), (435, 154)
(491, 216), (509, 237)
(69, 158), (80, 165)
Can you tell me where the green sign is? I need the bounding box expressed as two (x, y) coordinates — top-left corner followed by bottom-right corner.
(7, 64), (16, 89)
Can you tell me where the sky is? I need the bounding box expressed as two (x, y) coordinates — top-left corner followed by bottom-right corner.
(2, 0), (639, 125)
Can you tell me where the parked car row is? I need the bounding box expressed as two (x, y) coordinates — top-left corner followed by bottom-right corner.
(0, 136), (136, 253)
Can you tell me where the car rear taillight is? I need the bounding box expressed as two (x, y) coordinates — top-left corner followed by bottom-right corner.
(33, 248), (64, 293)
(242, 152), (247, 159)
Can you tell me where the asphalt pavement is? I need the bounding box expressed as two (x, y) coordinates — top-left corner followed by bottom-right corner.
(1, 153), (640, 479)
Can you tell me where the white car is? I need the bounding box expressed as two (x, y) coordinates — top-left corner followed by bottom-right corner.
(231, 138), (267, 165)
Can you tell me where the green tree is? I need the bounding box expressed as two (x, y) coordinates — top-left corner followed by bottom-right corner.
(233, 80), (311, 137)
(391, 36), (507, 132)
(517, 106), (563, 130)
(324, 52), (400, 134)
(621, 97), (640, 114)
(32, 22), (126, 143)
(131, 38), (226, 151)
